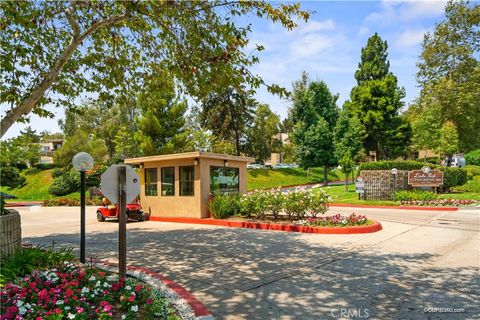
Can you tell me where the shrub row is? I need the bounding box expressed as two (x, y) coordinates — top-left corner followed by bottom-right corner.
(395, 190), (438, 201)
(453, 180), (480, 193)
(42, 197), (103, 207)
(209, 187), (331, 220)
(359, 161), (427, 171)
(440, 167), (468, 190)
(48, 165), (108, 196)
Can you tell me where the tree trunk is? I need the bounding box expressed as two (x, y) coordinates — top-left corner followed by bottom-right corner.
(323, 165), (328, 186)
(234, 130), (240, 156)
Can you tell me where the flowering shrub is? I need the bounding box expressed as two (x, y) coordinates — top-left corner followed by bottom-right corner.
(0, 262), (179, 320)
(43, 197), (103, 207)
(395, 190), (438, 201)
(238, 186), (331, 220)
(296, 213), (370, 227)
(400, 199), (480, 207)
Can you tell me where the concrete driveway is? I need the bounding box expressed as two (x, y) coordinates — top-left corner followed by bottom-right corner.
(16, 205), (480, 319)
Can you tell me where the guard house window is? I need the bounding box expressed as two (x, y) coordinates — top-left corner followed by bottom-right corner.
(179, 166), (194, 196)
(161, 167), (175, 196)
(210, 166), (239, 194)
(145, 168), (158, 196)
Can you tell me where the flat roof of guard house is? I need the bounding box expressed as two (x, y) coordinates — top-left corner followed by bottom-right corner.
(124, 151), (254, 165)
(124, 152), (254, 218)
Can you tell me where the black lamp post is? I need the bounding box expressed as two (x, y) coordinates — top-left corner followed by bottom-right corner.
(72, 152), (94, 263)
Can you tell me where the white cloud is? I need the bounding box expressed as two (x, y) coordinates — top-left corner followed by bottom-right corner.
(366, 0), (446, 25)
(358, 26), (370, 36)
(295, 19), (335, 34)
(395, 29), (428, 47)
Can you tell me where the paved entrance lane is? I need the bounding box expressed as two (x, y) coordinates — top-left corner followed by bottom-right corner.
(17, 206), (480, 319)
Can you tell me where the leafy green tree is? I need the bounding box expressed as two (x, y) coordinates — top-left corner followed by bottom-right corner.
(416, 0), (480, 151)
(345, 33), (410, 159)
(437, 121), (459, 157)
(0, 1), (308, 137)
(290, 74), (339, 184)
(333, 111), (365, 190)
(200, 87), (256, 155)
(249, 104), (280, 161)
(134, 77), (188, 156)
(1, 127), (41, 168)
(113, 126), (139, 160)
(54, 131), (107, 168)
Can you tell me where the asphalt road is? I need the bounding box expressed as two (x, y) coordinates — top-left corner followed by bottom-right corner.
(15, 205), (480, 320)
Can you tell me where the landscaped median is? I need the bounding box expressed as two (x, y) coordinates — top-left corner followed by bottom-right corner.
(149, 187), (382, 234)
(149, 216), (382, 234)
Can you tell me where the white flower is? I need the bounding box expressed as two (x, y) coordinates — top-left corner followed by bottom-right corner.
(68, 313), (76, 319)
(131, 305), (139, 312)
(16, 300), (24, 307)
(81, 287), (90, 293)
(121, 315), (127, 319)
(89, 275), (96, 282)
(56, 300), (65, 305)
(125, 285), (132, 291)
(95, 280), (101, 287)
(19, 307), (27, 315)
(65, 306), (71, 311)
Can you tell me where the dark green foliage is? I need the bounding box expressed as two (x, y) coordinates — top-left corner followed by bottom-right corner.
(86, 164), (108, 188)
(359, 161), (426, 171)
(0, 245), (75, 286)
(51, 168), (64, 178)
(34, 163), (56, 170)
(249, 104), (280, 161)
(395, 190), (438, 201)
(200, 87), (256, 155)
(209, 193), (239, 219)
(354, 33), (390, 83)
(454, 179), (480, 192)
(345, 33), (411, 159)
(0, 166), (26, 188)
(0, 195), (9, 215)
(290, 73), (339, 183)
(465, 149), (480, 165)
(48, 169), (81, 196)
(135, 75), (189, 156)
(440, 167), (468, 189)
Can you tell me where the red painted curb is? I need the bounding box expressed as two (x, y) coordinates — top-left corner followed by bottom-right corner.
(98, 261), (211, 317)
(149, 216), (382, 234)
(5, 201), (42, 207)
(330, 203), (459, 211)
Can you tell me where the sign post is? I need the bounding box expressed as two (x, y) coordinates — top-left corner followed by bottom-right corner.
(355, 176), (365, 200)
(100, 164), (140, 279)
(118, 166), (127, 279)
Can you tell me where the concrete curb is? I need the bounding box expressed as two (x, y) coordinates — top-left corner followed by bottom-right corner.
(330, 203), (459, 211)
(5, 201), (42, 207)
(97, 261), (213, 319)
(149, 216), (382, 234)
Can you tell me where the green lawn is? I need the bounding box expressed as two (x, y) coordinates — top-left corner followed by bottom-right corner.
(1, 169), (83, 202)
(247, 168), (351, 191)
(438, 192), (480, 200)
(320, 185), (399, 206)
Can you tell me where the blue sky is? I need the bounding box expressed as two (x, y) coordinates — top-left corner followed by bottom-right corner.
(2, 0), (448, 140)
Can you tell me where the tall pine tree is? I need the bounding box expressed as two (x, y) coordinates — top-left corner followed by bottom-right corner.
(345, 33), (411, 160)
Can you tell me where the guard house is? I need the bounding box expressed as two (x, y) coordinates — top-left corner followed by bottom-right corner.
(125, 152), (254, 218)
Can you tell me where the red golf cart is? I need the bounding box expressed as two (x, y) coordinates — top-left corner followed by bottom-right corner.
(96, 202), (144, 222)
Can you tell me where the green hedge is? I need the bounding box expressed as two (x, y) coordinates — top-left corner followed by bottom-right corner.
(454, 179), (480, 193)
(395, 190), (438, 201)
(34, 163), (56, 170)
(359, 161), (427, 171)
(467, 165), (480, 180)
(0, 166), (26, 188)
(439, 167), (468, 190)
(465, 149), (480, 165)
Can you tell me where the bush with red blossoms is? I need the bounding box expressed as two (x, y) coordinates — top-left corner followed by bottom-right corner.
(0, 262), (179, 320)
(400, 199), (480, 207)
(295, 213), (371, 227)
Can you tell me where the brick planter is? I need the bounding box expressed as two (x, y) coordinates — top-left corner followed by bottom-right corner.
(0, 209), (21, 256)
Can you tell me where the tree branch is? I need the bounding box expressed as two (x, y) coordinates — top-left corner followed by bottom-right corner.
(65, 2), (80, 36)
(1, 5), (133, 138)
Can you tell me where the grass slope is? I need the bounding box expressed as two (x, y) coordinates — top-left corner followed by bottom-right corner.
(247, 168), (349, 191)
(1, 169), (81, 201)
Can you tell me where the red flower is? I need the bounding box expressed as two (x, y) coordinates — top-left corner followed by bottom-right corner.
(128, 294), (135, 302)
(134, 284), (143, 292)
(65, 288), (73, 298)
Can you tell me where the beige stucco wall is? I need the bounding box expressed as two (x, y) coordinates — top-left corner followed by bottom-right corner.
(139, 157), (247, 218)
